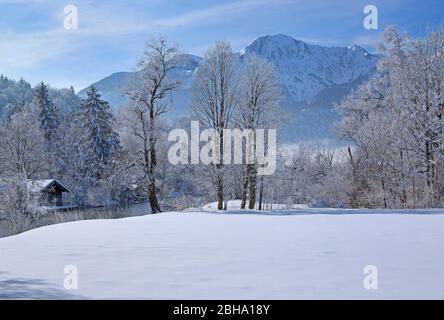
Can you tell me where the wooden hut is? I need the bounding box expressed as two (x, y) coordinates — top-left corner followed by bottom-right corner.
(28, 179), (70, 207)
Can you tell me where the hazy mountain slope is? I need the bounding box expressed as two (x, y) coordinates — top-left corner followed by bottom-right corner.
(78, 71), (133, 109)
(78, 35), (379, 142)
(78, 54), (201, 118)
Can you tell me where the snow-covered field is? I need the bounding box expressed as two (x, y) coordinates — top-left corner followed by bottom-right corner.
(201, 199), (309, 210)
(1, 207), (444, 299)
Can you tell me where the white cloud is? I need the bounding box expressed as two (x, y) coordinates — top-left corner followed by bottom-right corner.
(353, 32), (384, 49)
(0, 0), (293, 71)
(77, 0), (295, 36)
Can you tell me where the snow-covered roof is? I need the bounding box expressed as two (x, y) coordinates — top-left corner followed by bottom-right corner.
(27, 179), (70, 193)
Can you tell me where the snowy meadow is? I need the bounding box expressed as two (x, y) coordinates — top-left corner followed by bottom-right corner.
(1, 205), (444, 299)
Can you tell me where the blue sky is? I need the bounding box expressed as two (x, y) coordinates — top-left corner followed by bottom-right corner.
(1, 0), (443, 91)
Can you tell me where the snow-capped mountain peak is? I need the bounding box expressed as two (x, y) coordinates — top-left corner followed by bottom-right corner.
(79, 34), (379, 141)
(240, 34), (378, 104)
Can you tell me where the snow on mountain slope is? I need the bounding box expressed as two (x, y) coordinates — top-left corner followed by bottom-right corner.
(78, 35), (378, 141)
(240, 35), (378, 141)
(78, 54), (202, 117)
(240, 34), (378, 104)
(1, 208), (444, 299)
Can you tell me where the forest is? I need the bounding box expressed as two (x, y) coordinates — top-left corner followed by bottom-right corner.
(1, 25), (444, 219)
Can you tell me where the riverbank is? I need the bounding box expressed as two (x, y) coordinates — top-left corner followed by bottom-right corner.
(0, 202), (151, 238)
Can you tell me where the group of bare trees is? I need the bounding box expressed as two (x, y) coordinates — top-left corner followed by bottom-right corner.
(190, 41), (239, 210)
(190, 41), (281, 210)
(235, 56), (280, 209)
(104, 25), (444, 211)
(336, 25), (444, 208)
(120, 37), (281, 212)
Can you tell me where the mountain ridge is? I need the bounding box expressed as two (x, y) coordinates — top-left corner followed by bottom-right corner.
(79, 34), (379, 141)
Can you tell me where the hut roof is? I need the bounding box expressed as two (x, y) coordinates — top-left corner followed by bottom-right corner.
(27, 179), (70, 193)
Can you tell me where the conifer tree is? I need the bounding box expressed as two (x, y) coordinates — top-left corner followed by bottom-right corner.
(33, 82), (60, 151)
(77, 86), (120, 182)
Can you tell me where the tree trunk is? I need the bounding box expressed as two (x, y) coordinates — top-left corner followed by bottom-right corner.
(216, 127), (225, 210)
(216, 175), (224, 210)
(240, 165), (249, 209)
(425, 140), (435, 206)
(146, 108), (161, 214)
(258, 175), (264, 210)
(412, 175), (416, 209)
(381, 176), (387, 209)
(248, 164), (257, 209)
(148, 179), (161, 213)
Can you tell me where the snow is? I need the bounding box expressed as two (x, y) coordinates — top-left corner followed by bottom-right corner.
(201, 200), (309, 210)
(1, 208), (444, 299)
(241, 34), (378, 104)
(27, 179), (70, 193)
(41, 205), (78, 211)
(27, 179), (55, 193)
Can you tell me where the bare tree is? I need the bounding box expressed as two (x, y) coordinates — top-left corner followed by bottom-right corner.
(236, 55), (280, 209)
(191, 40), (238, 210)
(0, 112), (48, 180)
(123, 36), (181, 213)
(336, 25), (444, 208)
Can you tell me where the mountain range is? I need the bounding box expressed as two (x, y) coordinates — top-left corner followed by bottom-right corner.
(79, 34), (379, 142)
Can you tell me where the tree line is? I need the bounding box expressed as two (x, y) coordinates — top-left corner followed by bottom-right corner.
(0, 36), (282, 214)
(2, 25), (444, 217)
(336, 25), (444, 208)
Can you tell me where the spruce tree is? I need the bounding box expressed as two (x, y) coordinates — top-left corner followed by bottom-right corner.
(77, 86), (120, 183)
(33, 82), (60, 150)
